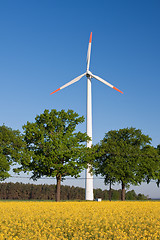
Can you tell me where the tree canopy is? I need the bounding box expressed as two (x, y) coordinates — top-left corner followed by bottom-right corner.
(19, 109), (89, 201)
(93, 127), (159, 200)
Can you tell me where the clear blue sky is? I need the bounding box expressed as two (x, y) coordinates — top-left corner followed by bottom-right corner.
(0, 0), (160, 198)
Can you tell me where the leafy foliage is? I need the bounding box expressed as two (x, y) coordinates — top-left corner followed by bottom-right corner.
(0, 125), (25, 181)
(19, 109), (89, 201)
(93, 127), (158, 200)
(139, 145), (160, 184)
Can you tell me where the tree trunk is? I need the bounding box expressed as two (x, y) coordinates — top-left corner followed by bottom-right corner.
(56, 175), (61, 202)
(121, 181), (125, 201)
(109, 180), (112, 201)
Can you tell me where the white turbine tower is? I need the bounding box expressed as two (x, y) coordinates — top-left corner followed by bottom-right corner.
(50, 32), (123, 200)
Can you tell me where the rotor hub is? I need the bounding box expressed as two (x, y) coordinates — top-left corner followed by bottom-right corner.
(86, 71), (92, 78)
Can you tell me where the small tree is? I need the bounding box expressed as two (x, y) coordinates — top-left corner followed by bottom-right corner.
(19, 109), (89, 201)
(125, 190), (137, 200)
(0, 125), (25, 181)
(93, 127), (153, 201)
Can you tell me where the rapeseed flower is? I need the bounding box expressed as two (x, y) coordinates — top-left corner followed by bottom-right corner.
(0, 201), (160, 239)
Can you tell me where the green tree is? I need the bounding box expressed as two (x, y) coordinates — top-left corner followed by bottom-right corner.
(19, 109), (89, 201)
(137, 193), (148, 200)
(139, 145), (160, 185)
(93, 127), (153, 201)
(125, 190), (137, 200)
(0, 125), (25, 181)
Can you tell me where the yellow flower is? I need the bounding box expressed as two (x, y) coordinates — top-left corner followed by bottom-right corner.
(0, 201), (160, 239)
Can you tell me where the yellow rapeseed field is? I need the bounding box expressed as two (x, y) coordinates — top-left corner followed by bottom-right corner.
(0, 201), (160, 240)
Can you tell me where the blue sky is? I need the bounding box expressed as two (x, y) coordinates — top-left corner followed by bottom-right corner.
(0, 0), (160, 198)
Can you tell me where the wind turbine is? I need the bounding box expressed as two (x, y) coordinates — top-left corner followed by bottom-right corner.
(50, 32), (123, 201)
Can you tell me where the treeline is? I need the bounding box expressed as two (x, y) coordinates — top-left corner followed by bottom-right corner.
(0, 182), (149, 201)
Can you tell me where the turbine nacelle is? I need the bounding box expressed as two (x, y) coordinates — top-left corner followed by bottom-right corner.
(86, 70), (92, 78)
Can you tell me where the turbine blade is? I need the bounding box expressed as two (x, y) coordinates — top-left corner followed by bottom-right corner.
(50, 73), (86, 95)
(87, 32), (92, 71)
(91, 73), (123, 94)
